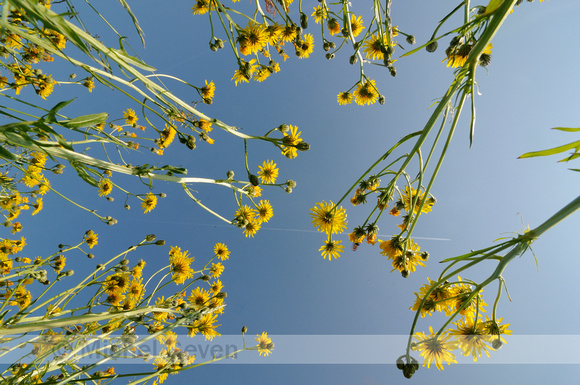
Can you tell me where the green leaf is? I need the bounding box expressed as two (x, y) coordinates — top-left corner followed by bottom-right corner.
(61, 113), (108, 128)
(552, 127), (580, 132)
(0, 146), (17, 161)
(70, 161), (98, 187)
(46, 99), (76, 123)
(518, 140), (580, 159)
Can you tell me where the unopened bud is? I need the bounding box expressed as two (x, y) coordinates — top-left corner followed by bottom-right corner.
(406, 35), (416, 45)
(249, 174), (260, 186)
(349, 55), (358, 65)
(492, 339), (503, 349)
(278, 124), (289, 133)
(65, 270), (74, 276)
(155, 240), (165, 246)
(325, 53), (335, 60)
(286, 180), (297, 188)
(401, 269), (410, 278)
(379, 95), (386, 105)
(296, 142), (310, 151)
(87, 253), (94, 259)
(145, 234), (156, 242)
(425, 41), (438, 53)
(300, 13), (308, 29)
(226, 170), (234, 179)
(242, 326), (248, 334)
(285, 187), (293, 194)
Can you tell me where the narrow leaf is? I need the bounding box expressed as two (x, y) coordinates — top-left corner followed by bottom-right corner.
(518, 140), (580, 159)
(61, 113), (108, 128)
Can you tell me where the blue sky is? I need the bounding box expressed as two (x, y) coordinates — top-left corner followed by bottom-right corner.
(13, 0), (580, 384)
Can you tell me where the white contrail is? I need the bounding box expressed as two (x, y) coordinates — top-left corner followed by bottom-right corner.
(140, 219), (451, 241)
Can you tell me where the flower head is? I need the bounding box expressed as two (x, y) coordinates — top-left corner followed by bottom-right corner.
(255, 332), (274, 356)
(255, 200), (273, 223)
(354, 79), (379, 106)
(258, 160), (278, 184)
(319, 239), (344, 260)
(123, 109), (138, 125)
(413, 326), (458, 370)
(281, 125), (303, 159)
(141, 193), (158, 213)
(169, 248), (194, 284)
(337, 91), (353, 105)
(309, 201), (347, 235)
(214, 243), (230, 260)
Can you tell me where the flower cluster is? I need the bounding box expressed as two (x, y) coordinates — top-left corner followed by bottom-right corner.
(0, 231), (271, 383)
(404, 276), (511, 376)
(191, 0), (414, 105)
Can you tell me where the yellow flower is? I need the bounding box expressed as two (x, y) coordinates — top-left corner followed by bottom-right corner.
(353, 79), (379, 106)
(84, 230), (98, 249)
(188, 313), (221, 340)
(169, 249), (195, 285)
(319, 240), (344, 260)
(311, 5), (327, 24)
(258, 160), (278, 184)
(349, 15), (365, 37)
(255, 68), (271, 82)
(451, 316), (493, 362)
(295, 34), (314, 59)
(210, 262), (225, 278)
(482, 316), (511, 347)
(98, 178), (113, 196)
(447, 277), (487, 317)
(141, 192), (158, 213)
(327, 18), (340, 35)
(379, 236), (404, 258)
(31, 198), (43, 215)
(363, 34), (390, 61)
(309, 201), (347, 235)
(239, 21), (268, 55)
(157, 124), (177, 149)
(200, 80), (215, 102)
(255, 200), (273, 223)
(389, 240), (424, 274)
(412, 326), (458, 370)
(255, 332), (274, 356)
(83, 77), (94, 92)
(189, 287), (211, 310)
(123, 109), (138, 125)
(280, 25), (297, 43)
(191, 0), (215, 15)
(337, 91), (353, 105)
(281, 125), (303, 159)
(214, 243), (230, 260)
(127, 276), (145, 302)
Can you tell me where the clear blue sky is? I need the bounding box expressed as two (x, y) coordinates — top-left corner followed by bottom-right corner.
(18, 0), (580, 384)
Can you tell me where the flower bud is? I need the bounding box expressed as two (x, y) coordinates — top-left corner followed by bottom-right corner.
(329, 42), (336, 49)
(215, 291), (227, 298)
(296, 142), (310, 151)
(323, 42), (330, 52)
(379, 95), (386, 105)
(88, 253), (94, 259)
(406, 35), (416, 45)
(249, 174), (260, 186)
(226, 170), (235, 179)
(421, 251), (429, 261)
(120, 259), (129, 266)
(155, 240), (165, 246)
(106, 196), (114, 202)
(286, 180), (297, 188)
(65, 270), (74, 276)
(426, 41), (438, 52)
(325, 53), (335, 60)
(216, 38), (225, 49)
(145, 234), (156, 242)
(186, 135), (196, 150)
(96, 264), (104, 270)
(402, 364), (416, 379)
(242, 326), (248, 334)
(479, 53), (492, 67)
(285, 187), (293, 194)
(492, 339), (503, 349)
(124, 204), (130, 210)
(349, 55), (358, 65)
(107, 218), (118, 225)
(300, 13), (308, 29)
(401, 269), (409, 278)
(201, 274), (210, 282)
(278, 124), (289, 133)
(209, 43), (218, 52)
(389, 66), (397, 77)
